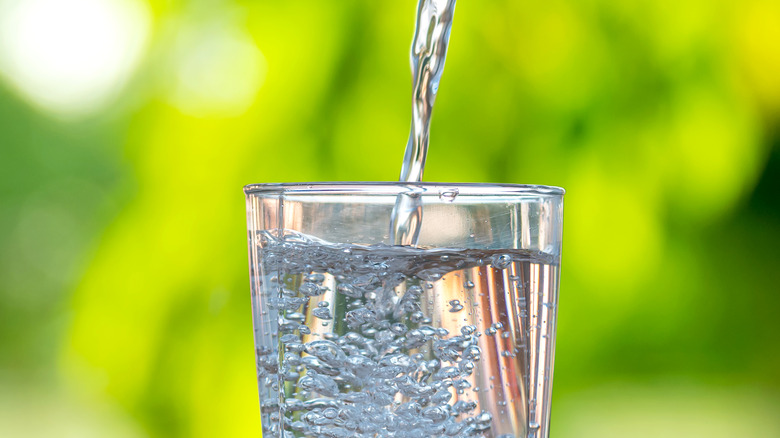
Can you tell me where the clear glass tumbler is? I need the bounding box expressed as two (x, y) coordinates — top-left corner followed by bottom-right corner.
(245, 182), (564, 438)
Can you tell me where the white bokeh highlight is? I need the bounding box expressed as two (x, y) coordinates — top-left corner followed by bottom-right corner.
(167, 22), (267, 118)
(0, 0), (151, 118)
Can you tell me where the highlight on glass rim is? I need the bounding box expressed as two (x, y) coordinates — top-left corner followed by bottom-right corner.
(1, 1), (779, 438)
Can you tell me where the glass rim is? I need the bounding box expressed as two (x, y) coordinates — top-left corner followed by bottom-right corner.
(243, 181), (565, 197)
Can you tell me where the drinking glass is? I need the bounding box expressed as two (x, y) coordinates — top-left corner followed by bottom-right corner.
(245, 182), (564, 438)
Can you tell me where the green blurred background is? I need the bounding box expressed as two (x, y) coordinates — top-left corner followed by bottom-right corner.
(1, 0), (779, 436)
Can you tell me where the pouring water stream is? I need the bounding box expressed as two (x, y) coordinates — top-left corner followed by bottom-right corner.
(390, 0), (458, 246)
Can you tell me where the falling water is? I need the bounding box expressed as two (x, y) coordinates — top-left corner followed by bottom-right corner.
(390, 0), (457, 246)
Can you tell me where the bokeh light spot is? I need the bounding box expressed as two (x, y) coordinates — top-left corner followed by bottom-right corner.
(167, 24), (266, 118)
(737, 0), (780, 112)
(0, 0), (151, 118)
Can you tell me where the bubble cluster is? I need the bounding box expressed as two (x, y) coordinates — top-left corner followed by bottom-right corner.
(254, 230), (557, 437)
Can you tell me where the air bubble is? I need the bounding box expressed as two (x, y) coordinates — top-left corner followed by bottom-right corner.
(448, 300), (464, 313)
(491, 254), (512, 270)
(438, 188), (459, 202)
(390, 323), (408, 335)
(460, 325), (477, 336)
(312, 307), (332, 320)
(432, 389), (453, 405)
(299, 282), (325, 297)
(435, 366), (460, 379)
(345, 308), (375, 328)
